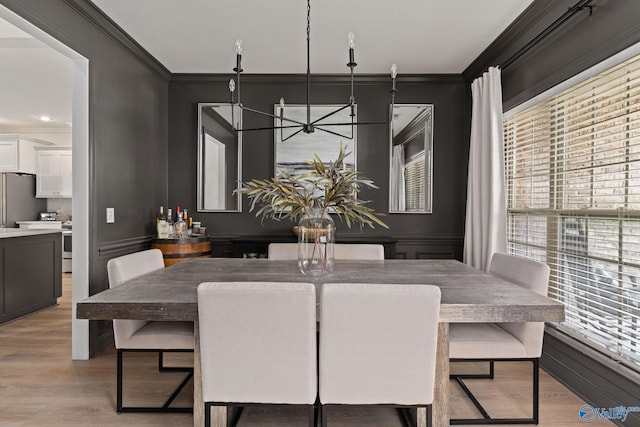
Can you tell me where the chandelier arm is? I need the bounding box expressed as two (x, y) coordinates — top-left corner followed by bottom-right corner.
(237, 124), (304, 133)
(310, 102), (353, 126)
(314, 126), (354, 140)
(315, 121), (389, 127)
(281, 127), (306, 142)
(239, 105), (307, 126)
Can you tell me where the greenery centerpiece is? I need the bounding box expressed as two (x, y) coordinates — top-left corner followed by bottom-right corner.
(239, 145), (388, 275)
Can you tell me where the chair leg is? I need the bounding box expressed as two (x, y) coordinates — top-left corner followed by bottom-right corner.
(309, 404), (317, 427)
(450, 359), (539, 425)
(454, 375), (491, 419)
(450, 360), (494, 380)
(161, 369), (194, 409)
(227, 406), (244, 427)
(116, 349), (124, 413)
(532, 359), (539, 424)
(312, 397), (320, 427)
(159, 350), (193, 372)
(395, 407), (417, 427)
(117, 349), (193, 413)
(205, 402), (211, 427)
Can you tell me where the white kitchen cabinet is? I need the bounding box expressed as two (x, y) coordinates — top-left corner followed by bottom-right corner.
(36, 148), (72, 198)
(0, 135), (52, 174)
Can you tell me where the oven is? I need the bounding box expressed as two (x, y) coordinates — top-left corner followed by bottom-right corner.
(62, 229), (72, 273)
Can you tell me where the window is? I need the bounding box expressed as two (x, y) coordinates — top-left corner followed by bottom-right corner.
(504, 54), (640, 371)
(404, 154), (426, 211)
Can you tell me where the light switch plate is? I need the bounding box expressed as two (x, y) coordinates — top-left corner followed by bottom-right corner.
(106, 208), (115, 223)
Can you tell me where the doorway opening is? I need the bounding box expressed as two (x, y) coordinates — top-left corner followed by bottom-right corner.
(0, 5), (90, 360)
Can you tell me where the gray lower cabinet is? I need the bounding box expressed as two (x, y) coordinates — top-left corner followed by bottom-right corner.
(0, 232), (62, 325)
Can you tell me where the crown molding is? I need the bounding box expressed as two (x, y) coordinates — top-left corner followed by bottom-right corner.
(171, 73), (463, 86)
(63, 0), (170, 80)
(462, 0), (561, 82)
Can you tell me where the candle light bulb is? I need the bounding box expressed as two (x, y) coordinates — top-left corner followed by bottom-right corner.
(236, 39), (243, 55)
(229, 79), (236, 93)
(348, 32), (355, 49)
(391, 63), (398, 79)
(280, 97), (285, 108)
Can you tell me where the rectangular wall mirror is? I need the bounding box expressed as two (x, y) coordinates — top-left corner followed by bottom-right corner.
(389, 104), (433, 214)
(197, 103), (242, 212)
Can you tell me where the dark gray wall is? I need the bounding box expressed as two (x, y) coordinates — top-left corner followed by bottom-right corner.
(465, 0), (640, 109)
(0, 0), (170, 355)
(465, 1), (640, 423)
(169, 74), (467, 258)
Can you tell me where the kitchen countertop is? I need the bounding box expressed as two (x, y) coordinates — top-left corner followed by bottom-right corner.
(16, 220), (63, 229)
(16, 221), (72, 230)
(0, 228), (64, 239)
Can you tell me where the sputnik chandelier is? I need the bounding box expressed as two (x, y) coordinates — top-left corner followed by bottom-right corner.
(228, 0), (397, 141)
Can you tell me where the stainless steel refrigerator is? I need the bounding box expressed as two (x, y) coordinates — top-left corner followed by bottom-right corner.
(0, 173), (46, 228)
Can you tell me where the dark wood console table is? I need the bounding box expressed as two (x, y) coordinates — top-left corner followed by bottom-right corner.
(230, 235), (397, 259)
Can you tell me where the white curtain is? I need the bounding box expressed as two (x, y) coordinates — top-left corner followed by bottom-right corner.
(463, 66), (507, 272)
(390, 144), (405, 211)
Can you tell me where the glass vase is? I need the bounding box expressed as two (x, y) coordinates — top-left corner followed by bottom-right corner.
(298, 208), (335, 275)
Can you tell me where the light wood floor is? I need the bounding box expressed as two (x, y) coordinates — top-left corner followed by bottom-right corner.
(0, 275), (613, 426)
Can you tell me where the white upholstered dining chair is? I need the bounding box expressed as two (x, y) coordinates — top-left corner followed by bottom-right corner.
(267, 243), (299, 260)
(268, 243), (384, 260)
(319, 283), (441, 426)
(333, 243), (384, 260)
(197, 281), (318, 427)
(449, 252), (550, 424)
(107, 248), (194, 413)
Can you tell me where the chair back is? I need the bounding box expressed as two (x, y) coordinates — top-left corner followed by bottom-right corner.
(197, 281), (317, 405)
(319, 283), (440, 406)
(333, 244), (384, 260)
(107, 249), (165, 348)
(489, 252), (550, 357)
(267, 243), (298, 260)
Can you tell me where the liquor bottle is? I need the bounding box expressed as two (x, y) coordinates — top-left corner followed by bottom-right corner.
(184, 209), (193, 231)
(183, 210), (191, 236)
(156, 206), (165, 223)
(156, 206), (169, 238)
(175, 211), (186, 238)
(166, 208), (175, 238)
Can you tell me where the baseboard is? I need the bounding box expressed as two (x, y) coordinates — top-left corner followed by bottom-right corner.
(541, 328), (640, 426)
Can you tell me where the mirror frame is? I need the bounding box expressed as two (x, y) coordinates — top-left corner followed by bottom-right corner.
(388, 104), (434, 214)
(197, 102), (242, 212)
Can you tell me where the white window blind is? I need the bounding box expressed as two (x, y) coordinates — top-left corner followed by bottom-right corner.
(404, 155), (426, 212)
(504, 54), (640, 371)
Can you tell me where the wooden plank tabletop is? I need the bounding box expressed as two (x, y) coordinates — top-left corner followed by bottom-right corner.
(77, 258), (565, 324)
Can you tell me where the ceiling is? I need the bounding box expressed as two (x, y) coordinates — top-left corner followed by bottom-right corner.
(0, 17), (72, 133)
(0, 0), (535, 134)
(91, 0), (534, 74)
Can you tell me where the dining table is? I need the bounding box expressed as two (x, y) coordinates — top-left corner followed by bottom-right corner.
(76, 257), (565, 427)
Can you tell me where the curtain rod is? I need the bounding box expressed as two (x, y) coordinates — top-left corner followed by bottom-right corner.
(502, 0), (594, 70)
